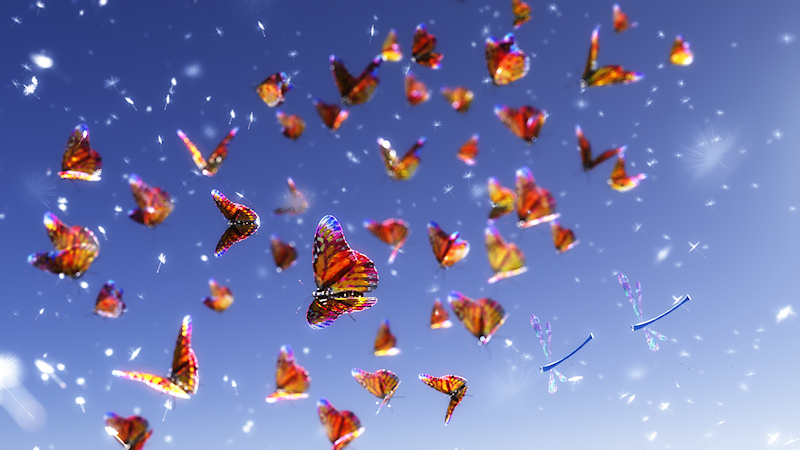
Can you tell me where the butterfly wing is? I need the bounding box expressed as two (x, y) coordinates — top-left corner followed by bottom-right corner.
(94, 280), (125, 318)
(374, 320), (400, 356)
(211, 190), (260, 257)
(104, 413), (152, 450)
(59, 124), (102, 181)
(430, 298), (452, 329)
(363, 218), (409, 264)
(441, 87), (474, 113)
(613, 4), (634, 33)
(515, 166), (560, 228)
(276, 111), (306, 140)
(266, 345), (310, 402)
(380, 29), (403, 61)
(271, 234), (298, 272)
(314, 99), (349, 131)
(418, 374), (467, 424)
(331, 55), (382, 105)
(608, 155), (647, 192)
(256, 72), (291, 107)
(404, 73), (430, 106)
(215, 223), (259, 258)
(317, 398), (364, 449)
(203, 279), (234, 312)
(670, 35), (694, 66)
(551, 221), (579, 253)
(111, 370), (191, 399)
(487, 177), (515, 220)
(494, 105), (545, 142)
(169, 315), (198, 396)
(448, 291), (508, 344)
(485, 226), (528, 283)
(427, 222), (469, 268)
(412, 24), (443, 69)
(512, 0), (532, 29)
(352, 368), (400, 413)
(176, 129), (208, 173)
(199, 127), (238, 176)
(128, 174), (174, 227)
(585, 65), (644, 87)
(485, 33), (529, 86)
(457, 134), (479, 166)
(581, 26), (601, 86)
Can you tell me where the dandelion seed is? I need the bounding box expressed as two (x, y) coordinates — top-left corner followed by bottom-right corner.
(157, 253), (166, 273)
(776, 305), (795, 323)
(35, 1), (45, 14)
(432, 120), (442, 134)
(287, 49), (298, 60)
(778, 32), (795, 44)
(231, 379), (239, 396)
(75, 396), (86, 413)
(34, 360), (66, 389)
(257, 21), (265, 37)
(229, 109), (235, 124)
(31, 53), (53, 69)
(214, 26), (224, 37)
(688, 241), (707, 259)
(124, 96), (137, 111)
(162, 399), (173, 422)
(684, 125), (736, 179)
(34, 308), (44, 321)
(247, 112), (256, 129)
(368, 24), (376, 42)
(443, 184), (455, 198)
(243, 420), (255, 434)
(10, 16), (21, 27)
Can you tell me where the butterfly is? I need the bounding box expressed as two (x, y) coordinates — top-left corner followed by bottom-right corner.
(440, 86), (474, 113)
(515, 166), (560, 228)
(374, 319), (400, 356)
(104, 412), (152, 450)
(256, 72), (292, 107)
(307, 215), (379, 329)
(411, 24), (443, 69)
(430, 298), (453, 329)
(202, 278), (234, 312)
(494, 104), (547, 143)
(581, 25), (644, 88)
(531, 314), (594, 394)
(487, 176), (516, 220)
(378, 136), (425, 181)
(612, 4), (637, 33)
(456, 134), (479, 166)
(485, 33), (530, 85)
(317, 398), (364, 450)
(418, 374), (467, 425)
(112, 315), (198, 399)
(271, 234), (298, 272)
(512, 0), (532, 29)
(447, 290), (508, 345)
(28, 211), (100, 279)
(128, 174), (174, 227)
(276, 111), (305, 140)
(94, 280), (125, 318)
(265, 345), (310, 403)
(313, 99), (349, 131)
(404, 72), (430, 106)
(330, 55), (382, 105)
(485, 225), (528, 284)
(176, 127), (238, 176)
(363, 218), (409, 264)
(427, 222), (470, 268)
(608, 154), (646, 192)
(211, 189), (260, 257)
(576, 125), (626, 171)
(274, 177), (309, 216)
(58, 124), (102, 181)
(380, 28), (402, 62)
(551, 220), (579, 254)
(670, 35), (694, 66)
(351, 368), (400, 414)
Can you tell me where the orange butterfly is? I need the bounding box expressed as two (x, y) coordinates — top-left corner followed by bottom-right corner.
(494, 104), (547, 143)
(418, 374), (467, 424)
(412, 24), (443, 69)
(363, 218), (409, 264)
(112, 315), (198, 399)
(265, 345), (310, 403)
(307, 215), (379, 329)
(430, 298), (453, 329)
(378, 136), (425, 181)
(576, 125), (625, 171)
(447, 290), (508, 345)
(256, 72), (292, 107)
(28, 212), (100, 279)
(276, 111), (305, 140)
(670, 35), (694, 66)
(485, 33), (530, 85)
(271, 234), (298, 272)
(515, 166), (560, 228)
(612, 4), (637, 33)
(608, 154), (646, 192)
(440, 86), (474, 113)
(128, 174), (174, 227)
(330, 55), (382, 105)
(104, 413), (152, 450)
(427, 221), (470, 268)
(274, 177), (309, 216)
(313, 99), (349, 131)
(317, 398), (364, 450)
(487, 176), (516, 220)
(176, 127), (237, 176)
(380, 29), (403, 62)
(581, 25), (644, 88)
(211, 189), (260, 257)
(94, 280), (125, 318)
(457, 134), (479, 166)
(58, 124), (102, 181)
(404, 72), (430, 106)
(351, 368), (400, 414)
(202, 278), (234, 312)
(551, 220), (579, 254)
(512, 0), (532, 29)
(373, 320), (400, 356)
(485, 225), (528, 284)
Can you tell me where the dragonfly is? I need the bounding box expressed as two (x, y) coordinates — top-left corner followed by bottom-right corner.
(531, 314), (593, 394)
(619, 273), (691, 351)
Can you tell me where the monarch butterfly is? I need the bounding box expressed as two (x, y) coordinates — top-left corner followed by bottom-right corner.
(411, 24), (443, 69)
(317, 398), (364, 450)
(418, 374), (467, 424)
(427, 222), (470, 268)
(104, 412), (152, 450)
(202, 279), (234, 312)
(28, 212), (99, 279)
(211, 189), (260, 257)
(330, 55), (382, 105)
(128, 174), (174, 227)
(176, 127), (237, 176)
(447, 290), (508, 345)
(485, 33), (529, 85)
(351, 368), (400, 413)
(94, 280), (125, 318)
(265, 345), (310, 403)
(581, 25), (644, 88)
(58, 123), (102, 181)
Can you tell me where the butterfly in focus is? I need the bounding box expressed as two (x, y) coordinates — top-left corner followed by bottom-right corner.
(487, 176), (516, 220)
(58, 123), (102, 181)
(256, 72), (292, 107)
(211, 189), (260, 257)
(576, 125), (625, 171)
(373, 319), (400, 356)
(112, 315), (198, 399)
(418, 374), (467, 425)
(440, 86), (474, 113)
(94, 280), (125, 318)
(128, 174), (174, 227)
(515, 166), (560, 228)
(581, 25), (644, 88)
(447, 290), (508, 345)
(276, 111), (305, 140)
(485, 33), (530, 85)
(104, 412), (152, 450)
(430, 298), (453, 329)
(28, 211), (100, 279)
(363, 217), (409, 264)
(670, 35), (694, 66)
(550, 220), (579, 254)
(608, 154), (646, 192)
(512, 0), (532, 29)
(265, 345), (310, 403)
(330, 55), (382, 105)
(307, 215), (379, 329)
(427, 221), (470, 268)
(531, 314), (594, 394)
(411, 23), (443, 69)
(313, 99), (349, 131)
(176, 127), (238, 176)
(378, 136), (425, 181)
(404, 72), (430, 106)
(202, 278), (233, 312)
(485, 225), (528, 284)
(380, 28), (402, 62)
(351, 368), (400, 414)
(271, 234), (298, 272)
(456, 134), (479, 166)
(317, 398), (364, 450)
(494, 104), (547, 143)
(612, 4), (637, 33)
(274, 177), (309, 216)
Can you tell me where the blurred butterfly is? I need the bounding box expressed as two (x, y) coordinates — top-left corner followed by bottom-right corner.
(670, 35), (694, 66)
(380, 28), (403, 62)
(94, 280), (125, 318)
(330, 55), (382, 105)
(411, 23), (443, 69)
(274, 177), (309, 216)
(271, 234), (298, 272)
(456, 134), (479, 166)
(418, 374), (467, 425)
(427, 221), (470, 268)
(265, 345), (310, 403)
(515, 166), (560, 228)
(512, 0), (532, 29)
(550, 220), (579, 254)
(485, 225), (528, 284)
(307, 215), (379, 329)
(430, 298), (453, 329)
(211, 189), (260, 257)
(378, 136), (425, 181)
(276, 111), (305, 140)
(608, 154), (646, 192)
(494, 104), (547, 143)
(256, 72), (292, 107)
(58, 123), (102, 181)
(576, 125), (625, 171)
(487, 176), (516, 220)
(447, 290), (508, 345)
(351, 368), (400, 414)
(104, 412), (152, 450)
(404, 72), (430, 106)
(363, 217), (409, 264)
(202, 278), (234, 312)
(28, 211), (100, 279)
(581, 25), (644, 88)
(373, 319), (400, 356)
(612, 4), (637, 33)
(531, 314), (594, 394)
(440, 86), (474, 113)
(128, 174), (174, 227)
(485, 33), (530, 85)
(313, 99), (349, 131)
(112, 315), (198, 399)
(317, 398), (364, 450)
(176, 127), (238, 176)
